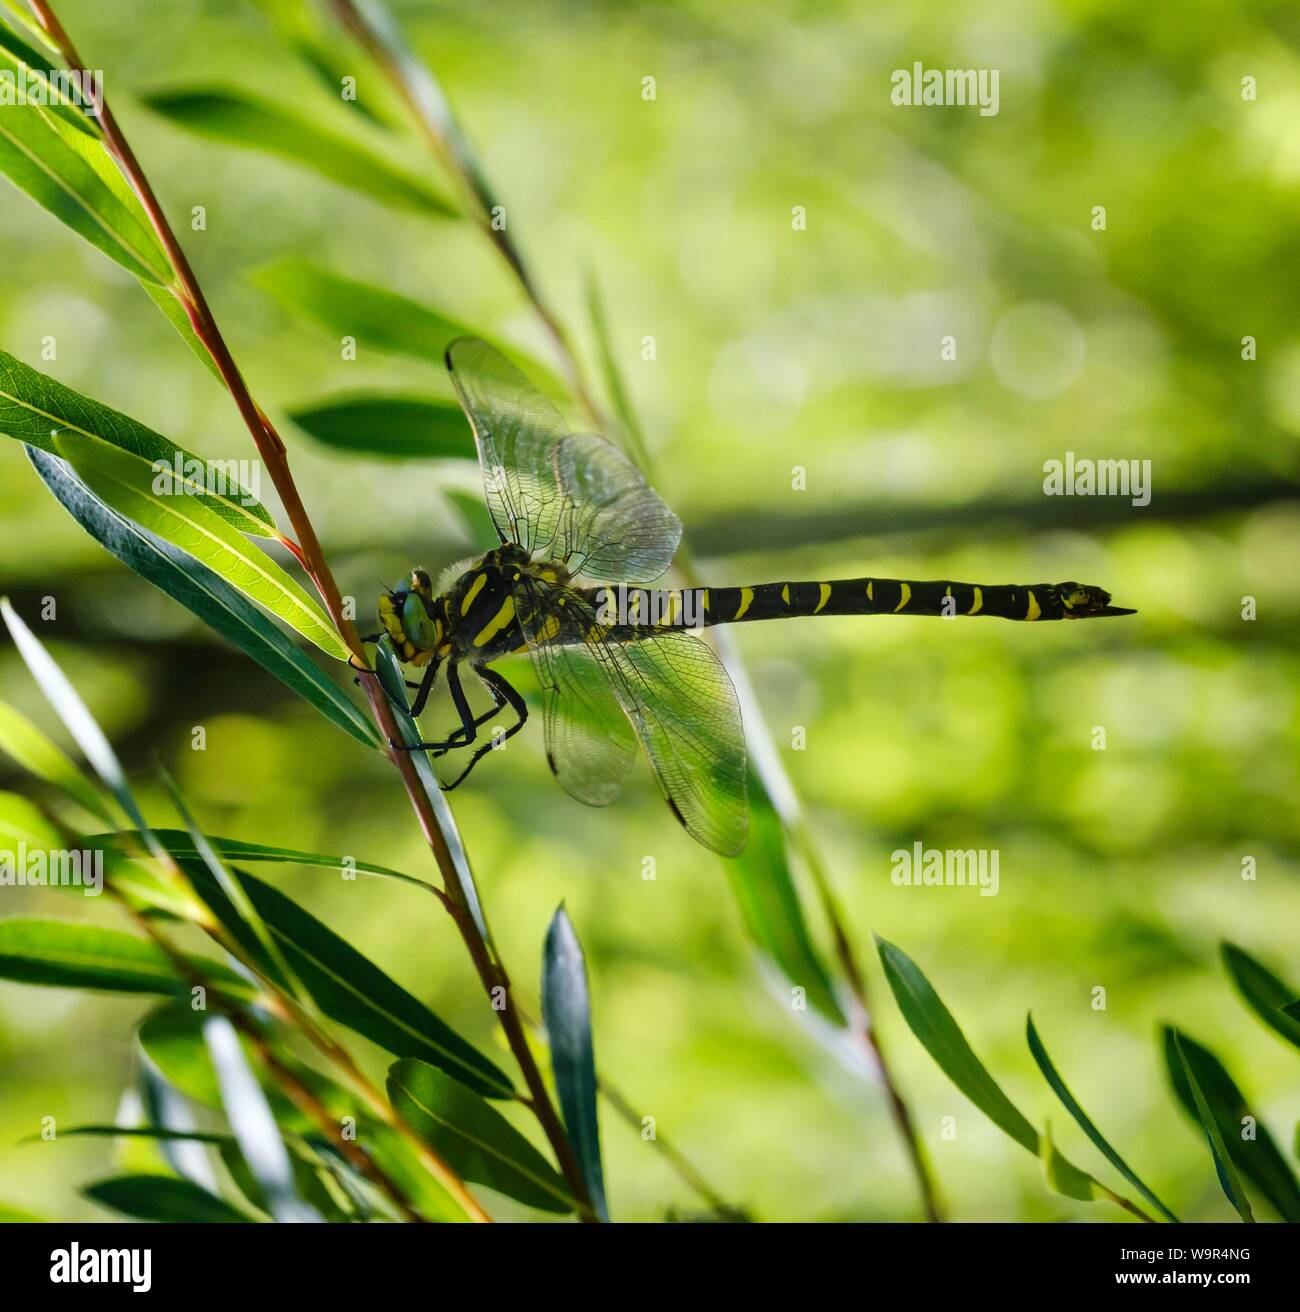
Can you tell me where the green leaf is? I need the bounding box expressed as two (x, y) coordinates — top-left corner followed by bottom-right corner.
(143, 88), (455, 217)
(286, 393), (473, 459)
(1221, 942), (1300, 1051)
(542, 906), (608, 1221)
(1162, 1026), (1297, 1221)
(179, 860), (515, 1099)
(40, 1124), (231, 1146)
(203, 1014), (321, 1222)
(387, 1058), (574, 1213)
(0, 22), (101, 134)
(137, 1003), (465, 1221)
(31, 449), (377, 747)
(1027, 1014), (1178, 1221)
(52, 430), (349, 662)
(84, 1173), (256, 1223)
(90, 829), (428, 892)
(1171, 1032), (1254, 1222)
(875, 937), (1152, 1216)
(0, 698), (114, 823)
(0, 97), (170, 283)
(876, 935), (1036, 1151)
(0, 350), (275, 536)
(0, 789), (64, 850)
(253, 259), (476, 362)
(373, 639), (493, 948)
(725, 778), (844, 1025)
(0, 918), (253, 998)
(1, 597), (150, 837)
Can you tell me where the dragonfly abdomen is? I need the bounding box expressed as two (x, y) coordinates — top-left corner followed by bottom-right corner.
(580, 577), (1132, 633)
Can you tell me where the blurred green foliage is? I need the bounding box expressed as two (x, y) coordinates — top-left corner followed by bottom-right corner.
(0, 0), (1297, 1222)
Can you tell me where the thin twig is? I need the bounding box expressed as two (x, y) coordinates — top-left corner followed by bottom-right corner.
(28, 0), (594, 1222)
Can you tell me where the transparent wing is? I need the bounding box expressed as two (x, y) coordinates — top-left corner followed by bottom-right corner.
(554, 434), (681, 582)
(515, 578), (747, 854)
(603, 630), (748, 856)
(447, 338), (681, 579)
(508, 574), (635, 806)
(446, 337), (568, 553)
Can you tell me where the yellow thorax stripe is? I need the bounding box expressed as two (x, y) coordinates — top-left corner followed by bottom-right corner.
(814, 583), (831, 613)
(460, 571), (487, 615)
(473, 595), (516, 646)
(735, 587), (754, 619)
(894, 583), (911, 612)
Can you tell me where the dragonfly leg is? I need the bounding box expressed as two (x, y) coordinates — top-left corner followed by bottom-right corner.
(439, 669), (528, 790)
(390, 660), (501, 753)
(408, 652), (444, 719)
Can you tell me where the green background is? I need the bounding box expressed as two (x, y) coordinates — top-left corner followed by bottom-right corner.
(1, 0), (1297, 1222)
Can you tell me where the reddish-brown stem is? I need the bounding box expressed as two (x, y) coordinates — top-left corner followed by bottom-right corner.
(28, 0), (592, 1222)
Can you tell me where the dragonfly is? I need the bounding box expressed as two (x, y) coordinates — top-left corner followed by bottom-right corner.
(368, 338), (1134, 856)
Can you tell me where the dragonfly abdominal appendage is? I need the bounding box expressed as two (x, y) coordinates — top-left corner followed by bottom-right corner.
(368, 337), (1135, 854)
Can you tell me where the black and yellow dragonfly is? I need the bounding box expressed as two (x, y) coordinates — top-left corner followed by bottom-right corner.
(370, 338), (1133, 855)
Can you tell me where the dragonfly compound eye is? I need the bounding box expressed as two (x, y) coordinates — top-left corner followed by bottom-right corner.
(401, 592), (442, 649)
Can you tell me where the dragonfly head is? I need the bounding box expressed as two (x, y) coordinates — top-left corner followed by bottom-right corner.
(1056, 582), (1137, 619)
(377, 568), (445, 661)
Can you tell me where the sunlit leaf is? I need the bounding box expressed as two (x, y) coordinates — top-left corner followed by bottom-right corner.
(0, 22), (100, 134)
(387, 1058), (574, 1213)
(84, 1173), (256, 1223)
(1163, 1026), (1297, 1221)
(0, 96), (169, 283)
(1027, 1014), (1178, 1221)
(286, 393), (473, 459)
(51, 430), (349, 662)
(0, 350), (275, 536)
(30, 449), (378, 747)
(144, 88), (455, 216)
(0, 698), (114, 823)
(542, 906), (608, 1221)
(1221, 942), (1300, 1052)
(0, 918), (252, 998)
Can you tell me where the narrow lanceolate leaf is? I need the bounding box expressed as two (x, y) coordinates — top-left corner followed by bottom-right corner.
(0, 918), (252, 998)
(84, 1174), (256, 1223)
(1221, 942), (1300, 1051)
(1040, 1122), (1105, 1202)
(1162, 1027), (1298, 1222)
(1027, 1014), (1178, 1222)
(725, 779), (844, 1025)
(374, 640), (493, 948)
(204, 1015), (320, 1223)
(876, 936), (1036, 1151)
(542, 907), (609, 1221)
(253, 260), (476, 362)
(31, 450), (377, 747)
(388, 1058), (574, 1214)
(0, 351), (275, 536)
(179, 860), (514, 1099)
(1172, 1033), (1255, 1222)
(0, 98), (170, 283)
(90, 830), (427, 892)
(143, 89), (455, 217)
(0, 23), (101, 134)
(1, 598), (147, 835)
(0, 698), (115, 823)
(52, 430), (350, 662)
(286, 394), (473, 460)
